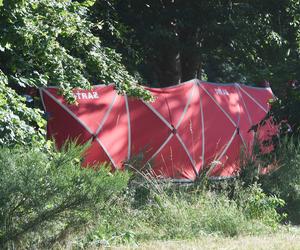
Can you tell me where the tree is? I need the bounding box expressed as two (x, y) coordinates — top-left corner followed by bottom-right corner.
(92, 0), (300, 89)
(0, 0), (151, 101)
(0, 71), (45, 146)
(0, 0), (151, 146)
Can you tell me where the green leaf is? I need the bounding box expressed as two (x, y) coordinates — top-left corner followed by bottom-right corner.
(80, 0), (96, 7)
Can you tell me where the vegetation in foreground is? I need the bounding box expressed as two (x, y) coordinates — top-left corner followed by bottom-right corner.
(1, 136), (300, 249)
(0, 142), (130, 249)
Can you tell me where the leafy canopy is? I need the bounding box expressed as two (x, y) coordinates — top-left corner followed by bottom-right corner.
(0, 0), (151, 102)
(0, 0), (152, 147)
(0, 71), (45, 146)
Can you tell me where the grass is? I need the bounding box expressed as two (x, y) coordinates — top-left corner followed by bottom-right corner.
(60, 179), (286, 249)
(125, 227), (300, 250)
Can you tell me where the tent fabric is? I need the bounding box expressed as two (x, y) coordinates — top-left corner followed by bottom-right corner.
(40, 79), (275, 181)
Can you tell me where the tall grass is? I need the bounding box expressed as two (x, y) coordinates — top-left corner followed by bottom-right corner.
(75, 174), (285, 249)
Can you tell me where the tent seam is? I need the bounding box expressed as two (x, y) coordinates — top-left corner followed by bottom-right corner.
(94, 93), (118, 136)
(200, 85), (237, 127)
(145, 134), (174, 166)
(176, 134), (198, 176)
(125, 95), (131, 160)
(239, 87), (268, 113)
(43, 89), (94, 135)
(95, 138), (117, 169)
(207, 129), (238, 177)
(199, 84), (205, 172)
(236, 85), (253, 126)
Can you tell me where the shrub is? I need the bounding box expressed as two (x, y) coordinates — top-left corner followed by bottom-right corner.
(0, 141), (130, 248)
(260, 137), (300, 223)
(239, 135), (300, 224)
(235, 183), (286, 228)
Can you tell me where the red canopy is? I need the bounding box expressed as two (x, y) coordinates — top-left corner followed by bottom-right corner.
(40, 79), (274, 181)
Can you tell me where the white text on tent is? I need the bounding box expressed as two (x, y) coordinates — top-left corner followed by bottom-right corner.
(74, 92), (99, 100)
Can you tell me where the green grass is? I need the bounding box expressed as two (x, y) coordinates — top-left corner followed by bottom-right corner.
(63, 180), (286, 249)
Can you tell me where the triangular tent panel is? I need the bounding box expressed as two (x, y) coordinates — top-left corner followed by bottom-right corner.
(40, 79), (275, 181)
(128, 98), (172, 167)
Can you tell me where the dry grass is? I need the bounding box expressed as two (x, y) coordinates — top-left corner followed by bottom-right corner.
(111, 227), (300, 250)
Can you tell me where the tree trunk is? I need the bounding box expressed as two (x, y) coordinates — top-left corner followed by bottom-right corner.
(179, 28), (202, 82)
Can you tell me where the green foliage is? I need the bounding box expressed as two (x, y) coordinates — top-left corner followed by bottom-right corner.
(79, 0), (96, 8)
(0, 141), (130, 248)
(0, 0), (151, 102)
(92, 0), (300, 87)
(269, 81), (300, 136)
(75, 181), (285, 248)
(238, 134), (300, 224)
(0, 71), (45, 146)
(260, 137), (300, 224)
(0, 142), (287, 248)
(237, 184), (286, 228)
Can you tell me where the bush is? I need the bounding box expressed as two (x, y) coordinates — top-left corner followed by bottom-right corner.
(238, 135), (300, 224)
(260, 137), (300, 223)
(0, 142), (130, 248)
(0, 141), (288, 248)
(235, 183), (286, 228)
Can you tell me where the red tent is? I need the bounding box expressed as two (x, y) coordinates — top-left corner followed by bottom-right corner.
(40, 79), (274, 181)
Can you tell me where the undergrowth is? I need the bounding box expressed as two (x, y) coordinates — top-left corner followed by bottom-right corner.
(0, 142), (129, 249)
(73, 178), (285, 249)
(2, 137), (298, 249)
(259, 137), (300, 224)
